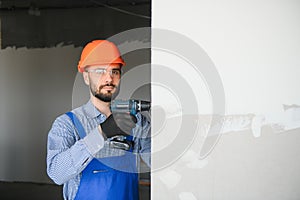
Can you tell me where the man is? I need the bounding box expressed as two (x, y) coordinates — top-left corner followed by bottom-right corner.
(47, 40), (151, 200)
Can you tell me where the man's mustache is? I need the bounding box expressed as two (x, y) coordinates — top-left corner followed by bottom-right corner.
(99, 84), (117, 90)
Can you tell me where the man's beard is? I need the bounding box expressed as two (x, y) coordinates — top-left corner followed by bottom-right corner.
(90, 83), (120, 102)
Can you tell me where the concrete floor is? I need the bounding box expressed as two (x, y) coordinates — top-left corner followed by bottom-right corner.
(0, 181), (150, 200)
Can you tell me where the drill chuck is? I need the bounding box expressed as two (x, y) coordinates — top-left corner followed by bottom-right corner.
(111, 99), (151, 115)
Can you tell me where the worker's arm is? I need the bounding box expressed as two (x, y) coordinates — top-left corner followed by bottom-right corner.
(46, 114), (104, 185)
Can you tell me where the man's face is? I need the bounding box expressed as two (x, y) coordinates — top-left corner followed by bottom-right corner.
(83, 64), (121, 102)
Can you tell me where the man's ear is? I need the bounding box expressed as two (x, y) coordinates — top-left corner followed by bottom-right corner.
(83, 72), (90, 85)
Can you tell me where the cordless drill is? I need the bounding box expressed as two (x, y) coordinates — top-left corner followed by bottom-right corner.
(107, 99), (151, 151)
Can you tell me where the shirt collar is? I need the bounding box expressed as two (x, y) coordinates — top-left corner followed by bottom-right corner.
(83, 100), (103, 119)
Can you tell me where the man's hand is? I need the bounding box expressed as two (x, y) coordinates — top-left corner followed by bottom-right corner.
(100, 113), (137, 138)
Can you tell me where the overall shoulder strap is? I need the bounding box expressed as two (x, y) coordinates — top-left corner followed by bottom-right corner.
(65, 112), (86, 139)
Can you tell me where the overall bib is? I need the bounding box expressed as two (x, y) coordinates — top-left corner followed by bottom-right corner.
(66, 112), (139, 200)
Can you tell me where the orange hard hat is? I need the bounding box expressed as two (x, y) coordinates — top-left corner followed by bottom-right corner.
(77, 40), (125, 73)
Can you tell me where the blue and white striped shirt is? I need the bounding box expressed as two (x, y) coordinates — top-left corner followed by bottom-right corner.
(46, 100), (151, 200)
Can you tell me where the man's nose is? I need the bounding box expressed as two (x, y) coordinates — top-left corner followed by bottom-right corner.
(103, 71), (113, 82)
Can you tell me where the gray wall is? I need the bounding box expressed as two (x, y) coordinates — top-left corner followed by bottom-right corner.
(0, 46), (79, 183)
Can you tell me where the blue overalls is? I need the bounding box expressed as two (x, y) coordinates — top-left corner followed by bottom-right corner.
(66, 112), (139, 200)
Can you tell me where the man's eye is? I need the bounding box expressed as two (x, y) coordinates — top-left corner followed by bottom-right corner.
(112, 70), (120, 75)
